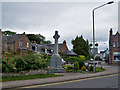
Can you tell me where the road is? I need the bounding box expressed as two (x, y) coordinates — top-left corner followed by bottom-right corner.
(21, 74), (119, 89)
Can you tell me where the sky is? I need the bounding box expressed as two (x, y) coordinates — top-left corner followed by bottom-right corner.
(1, 0), (119, 52)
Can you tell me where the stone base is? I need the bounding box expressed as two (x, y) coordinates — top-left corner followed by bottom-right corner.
(54, 68), (66, 73)
(49, 68), (65, 73)
(50, 54), (62, 68)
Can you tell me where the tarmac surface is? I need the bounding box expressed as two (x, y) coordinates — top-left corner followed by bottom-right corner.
(1, 62), (119, 89)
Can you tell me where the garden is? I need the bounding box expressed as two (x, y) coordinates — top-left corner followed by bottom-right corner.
(2, 52), (50, 73)
(63, 56), (105, 73)
(2, 52), (105, 74)
(2, 52), (105, 82)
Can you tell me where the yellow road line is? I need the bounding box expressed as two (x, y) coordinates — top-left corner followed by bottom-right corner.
(20, 74), (118, 89)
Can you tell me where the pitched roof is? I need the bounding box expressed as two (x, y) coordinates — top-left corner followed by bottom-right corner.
(64, 50), (78, 56)
(3, 34), (22, 43)
(38, 43), (63, 51)
(110, 31), (120, 41)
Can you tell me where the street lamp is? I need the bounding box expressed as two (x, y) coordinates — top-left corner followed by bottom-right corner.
(92, 1), (114, 72)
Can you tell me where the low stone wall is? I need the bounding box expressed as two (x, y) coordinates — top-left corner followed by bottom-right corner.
(2, 69), (48, 77)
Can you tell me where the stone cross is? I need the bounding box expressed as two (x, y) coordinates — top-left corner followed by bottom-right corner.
(49, 30), (65, 73)
(53, 31), (60, 54)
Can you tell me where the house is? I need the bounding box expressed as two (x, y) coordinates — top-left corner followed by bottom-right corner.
(0, 29), (2, 57)
(2, 32), (32, 54)
(32, 40), (77, 56)
(109, 28), (120, 64)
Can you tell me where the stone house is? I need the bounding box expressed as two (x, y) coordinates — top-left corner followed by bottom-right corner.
(2, 32), (32, 54)
(33, 40), (77, 56)
(109, 28), (120, 64)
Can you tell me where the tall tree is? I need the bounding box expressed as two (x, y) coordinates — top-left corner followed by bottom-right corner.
(3, 30), (16, 35)
(27, 34), (51, 44)
(72, 35), (89, 57)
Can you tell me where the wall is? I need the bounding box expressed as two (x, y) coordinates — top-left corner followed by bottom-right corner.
(2, 69), (48, 77)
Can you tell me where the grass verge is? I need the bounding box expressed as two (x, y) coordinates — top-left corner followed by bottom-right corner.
(2, 74), (63, 82)
(95, 67), (105, 73)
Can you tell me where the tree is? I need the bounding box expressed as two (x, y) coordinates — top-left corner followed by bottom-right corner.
(72, 35), (89, 57)
(27, 34), (51, 44)
(3, 30), (16, 35)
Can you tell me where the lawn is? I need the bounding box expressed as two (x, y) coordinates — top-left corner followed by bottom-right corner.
(2, 74), (63, 82)
(95, 67), (105, 73)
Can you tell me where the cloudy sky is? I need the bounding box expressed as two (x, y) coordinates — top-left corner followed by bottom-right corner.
(1, 0), (119, 52)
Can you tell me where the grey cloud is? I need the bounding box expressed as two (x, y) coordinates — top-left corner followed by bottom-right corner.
(2, 2), (118, 51)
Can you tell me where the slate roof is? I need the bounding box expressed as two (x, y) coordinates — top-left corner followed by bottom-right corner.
(111, 31), (120, 40)
(3, 34), (22, 43)
(64, 50), (78, 56)
(38, 43), (63, 51)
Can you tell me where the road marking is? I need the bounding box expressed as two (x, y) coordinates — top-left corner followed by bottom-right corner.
(20, 74), (118, 89)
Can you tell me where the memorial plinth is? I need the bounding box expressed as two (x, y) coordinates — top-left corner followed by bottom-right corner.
(49, 31), (65, 73)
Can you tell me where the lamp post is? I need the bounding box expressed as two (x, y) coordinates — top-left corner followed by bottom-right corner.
(92, 1), (114, 72)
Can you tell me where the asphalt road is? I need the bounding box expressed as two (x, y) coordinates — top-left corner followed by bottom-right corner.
(21, 74), (119, 89)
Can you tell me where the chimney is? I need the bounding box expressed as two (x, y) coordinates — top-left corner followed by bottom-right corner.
(63, 40), (66, 45)
(110, 28), (112, 36)
(23, 32), (25, 34)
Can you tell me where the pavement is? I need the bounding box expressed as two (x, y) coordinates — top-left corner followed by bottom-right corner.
(1, 62), (119, 89)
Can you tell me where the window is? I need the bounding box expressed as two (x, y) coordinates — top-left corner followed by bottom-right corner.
(117, 41), (119, 47)
(113, 41), (115, 47)
(19, 40), (23, 47)
(27, 43), (29, 48)
(113, 52), (120, 61)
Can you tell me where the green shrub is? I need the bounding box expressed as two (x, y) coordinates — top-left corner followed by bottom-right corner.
(2, 58), (16, 73)
(74, 61), (79, 72)
(65, 57), (85, 69)
(63, 65), (74, 70)
(2, 54), (49, 73)
(66, 66), (74, 72)
(13, 56), (27, 72)
(77, 59), (85, 69)
(79, 55), (86, 61)
(65, 57), (78, 63)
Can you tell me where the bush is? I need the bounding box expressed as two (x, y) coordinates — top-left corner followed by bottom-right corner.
(81, 66), (86, 71)
(77, 59), (85, 69)
(66, 66), (74, 72)
(2, 53), (49, 73)
(2, 58), (16, 73)
(63, 65), (74, 70)
(14, 56), (27, 72)
(74, 61), (79, 72)
(65, 57), (85, 69)
(65, 57), (78, 63)
(79, 55), (85, 61)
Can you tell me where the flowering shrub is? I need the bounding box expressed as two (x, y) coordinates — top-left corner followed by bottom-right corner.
(2, 58), (16, 73)
(2, 53), (50, 73)
(81, 66), (86, 71)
